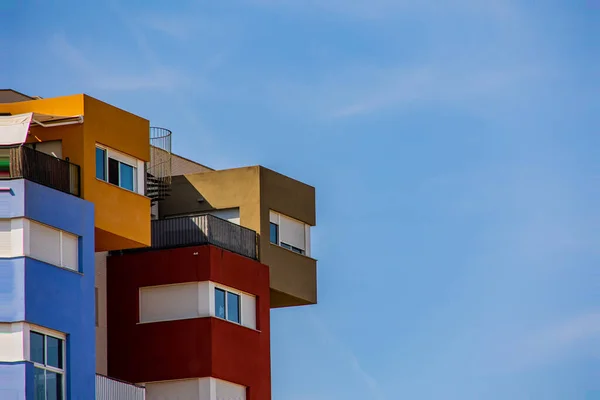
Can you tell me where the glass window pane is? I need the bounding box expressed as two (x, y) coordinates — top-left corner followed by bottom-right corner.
(119, 163), (135, 191)
(95, 147), (106, 180)
(30, 332), (44, 364)
(46, 371), (63, 400)
(34, 367), (45, 400)
(215, 288), (226, 319)
(108, 157), (119, 185)
(227, 292), (240, 324)
(270, 223), (278, 244)
(47, 336), (63, 369)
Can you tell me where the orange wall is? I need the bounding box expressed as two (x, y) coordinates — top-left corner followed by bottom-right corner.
(1, 94), (151, 251)
(81, 96), (150, 250)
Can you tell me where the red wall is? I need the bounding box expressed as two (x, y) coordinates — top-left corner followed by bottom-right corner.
(107, 245), (271, 400)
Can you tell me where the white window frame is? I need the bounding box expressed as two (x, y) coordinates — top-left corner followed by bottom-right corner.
(95, 144), (142, 194)
(269, 211), (310, 256)
(214, 286), (242, 325)
(29, 326), (66, 400)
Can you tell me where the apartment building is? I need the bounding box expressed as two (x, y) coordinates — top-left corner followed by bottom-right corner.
(0, 90), (317, 400)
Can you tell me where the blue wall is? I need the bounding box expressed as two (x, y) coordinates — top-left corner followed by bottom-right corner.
(0, 180), (95, 399)
(0, 362), (34, 400)
(0, 258), (25, 321)
(0, 180), (25, 218)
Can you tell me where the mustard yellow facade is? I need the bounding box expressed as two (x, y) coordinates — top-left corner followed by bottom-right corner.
(0, 94), (151, 251)
(159, 166), (317, 308)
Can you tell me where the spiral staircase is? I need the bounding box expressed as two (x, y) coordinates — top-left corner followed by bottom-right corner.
(146, 127), (172, 205)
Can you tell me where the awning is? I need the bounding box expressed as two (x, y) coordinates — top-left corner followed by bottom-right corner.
(0, 113), (32, 145)
(0, 112), (83, 146)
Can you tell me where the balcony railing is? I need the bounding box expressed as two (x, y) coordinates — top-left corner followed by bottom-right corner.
(118, 214), (258, 260)
(0, 145), (81, 197)
(96, 374), (145, 400)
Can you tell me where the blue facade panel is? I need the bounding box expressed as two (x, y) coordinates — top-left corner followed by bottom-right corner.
(0, 258), (25, 322)
(0, 180), (95, 399)
(0, 362), (34, 400)
(0, 180), (25, 218)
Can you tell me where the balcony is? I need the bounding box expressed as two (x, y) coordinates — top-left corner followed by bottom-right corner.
(0, 145), (80, 197)
(96, 374), (145, 400)
(118, 214), (258, 260)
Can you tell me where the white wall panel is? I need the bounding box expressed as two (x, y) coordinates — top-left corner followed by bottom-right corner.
(0, 219), (79, 270)
(61, 232), (79, 271)
(140, 283), (200, 323)
(241, 294), (256, 330)
(279, 215), (305, 251)
(209, 208), (240, 225)
(140, 282), (256, 330)
(145, 379), (199, 400)
(197, 282), (211, 317)
(215, 378), (246, 400)
(144, 378), (245, 400)
(0, 323), (25, 362)
(0, 220), (12, 257)
(29, 220), (61, 266)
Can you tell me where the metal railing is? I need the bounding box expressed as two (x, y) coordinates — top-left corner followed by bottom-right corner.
(115, 214), (258, 259)
(0, 145), (81, 197)
(151, 214), (258, 259)
(96, 374), (145, 400)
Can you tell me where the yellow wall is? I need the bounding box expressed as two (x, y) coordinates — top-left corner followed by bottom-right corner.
(159, 166), (317, 308)
(0, 94), (151, 251)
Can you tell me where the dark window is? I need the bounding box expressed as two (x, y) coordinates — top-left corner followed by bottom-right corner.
(30, 332), (45, 364)
(45, 370), (63, 400)
(215, 287), (241, 324)
(215, 288), (226, 319)
(46, 336), (63, 369)
(31, 332), (64, 400)
(95, 147), (106, 180)
(270, 222), (279, 244)
(108, 157), (119, 185)
(227, 292), (240, 323)
(34, 367), (45, 400)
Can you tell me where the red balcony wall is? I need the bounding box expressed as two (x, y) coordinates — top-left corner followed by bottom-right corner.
(107, 245), (271, 400)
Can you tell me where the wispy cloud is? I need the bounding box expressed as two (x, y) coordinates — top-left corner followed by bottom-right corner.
(503, 312), (600, 371)
(308, 311), (386, 400)
(248, 0), (520, 21)
(47, 33), (187, 92)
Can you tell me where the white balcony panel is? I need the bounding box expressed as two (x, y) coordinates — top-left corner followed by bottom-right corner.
(96, 374), (145, 400)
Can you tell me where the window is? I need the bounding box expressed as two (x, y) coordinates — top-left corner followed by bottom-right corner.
(95, 145), (138, 192)
(30, 331), (64, 400)
(269, 222), (279, 244)
(28, 220), (79, 272)
(269, 211), (310, 256)
(214, 287), (241, 324)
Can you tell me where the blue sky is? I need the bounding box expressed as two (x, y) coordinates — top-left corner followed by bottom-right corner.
(3, 0), (600, 398)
